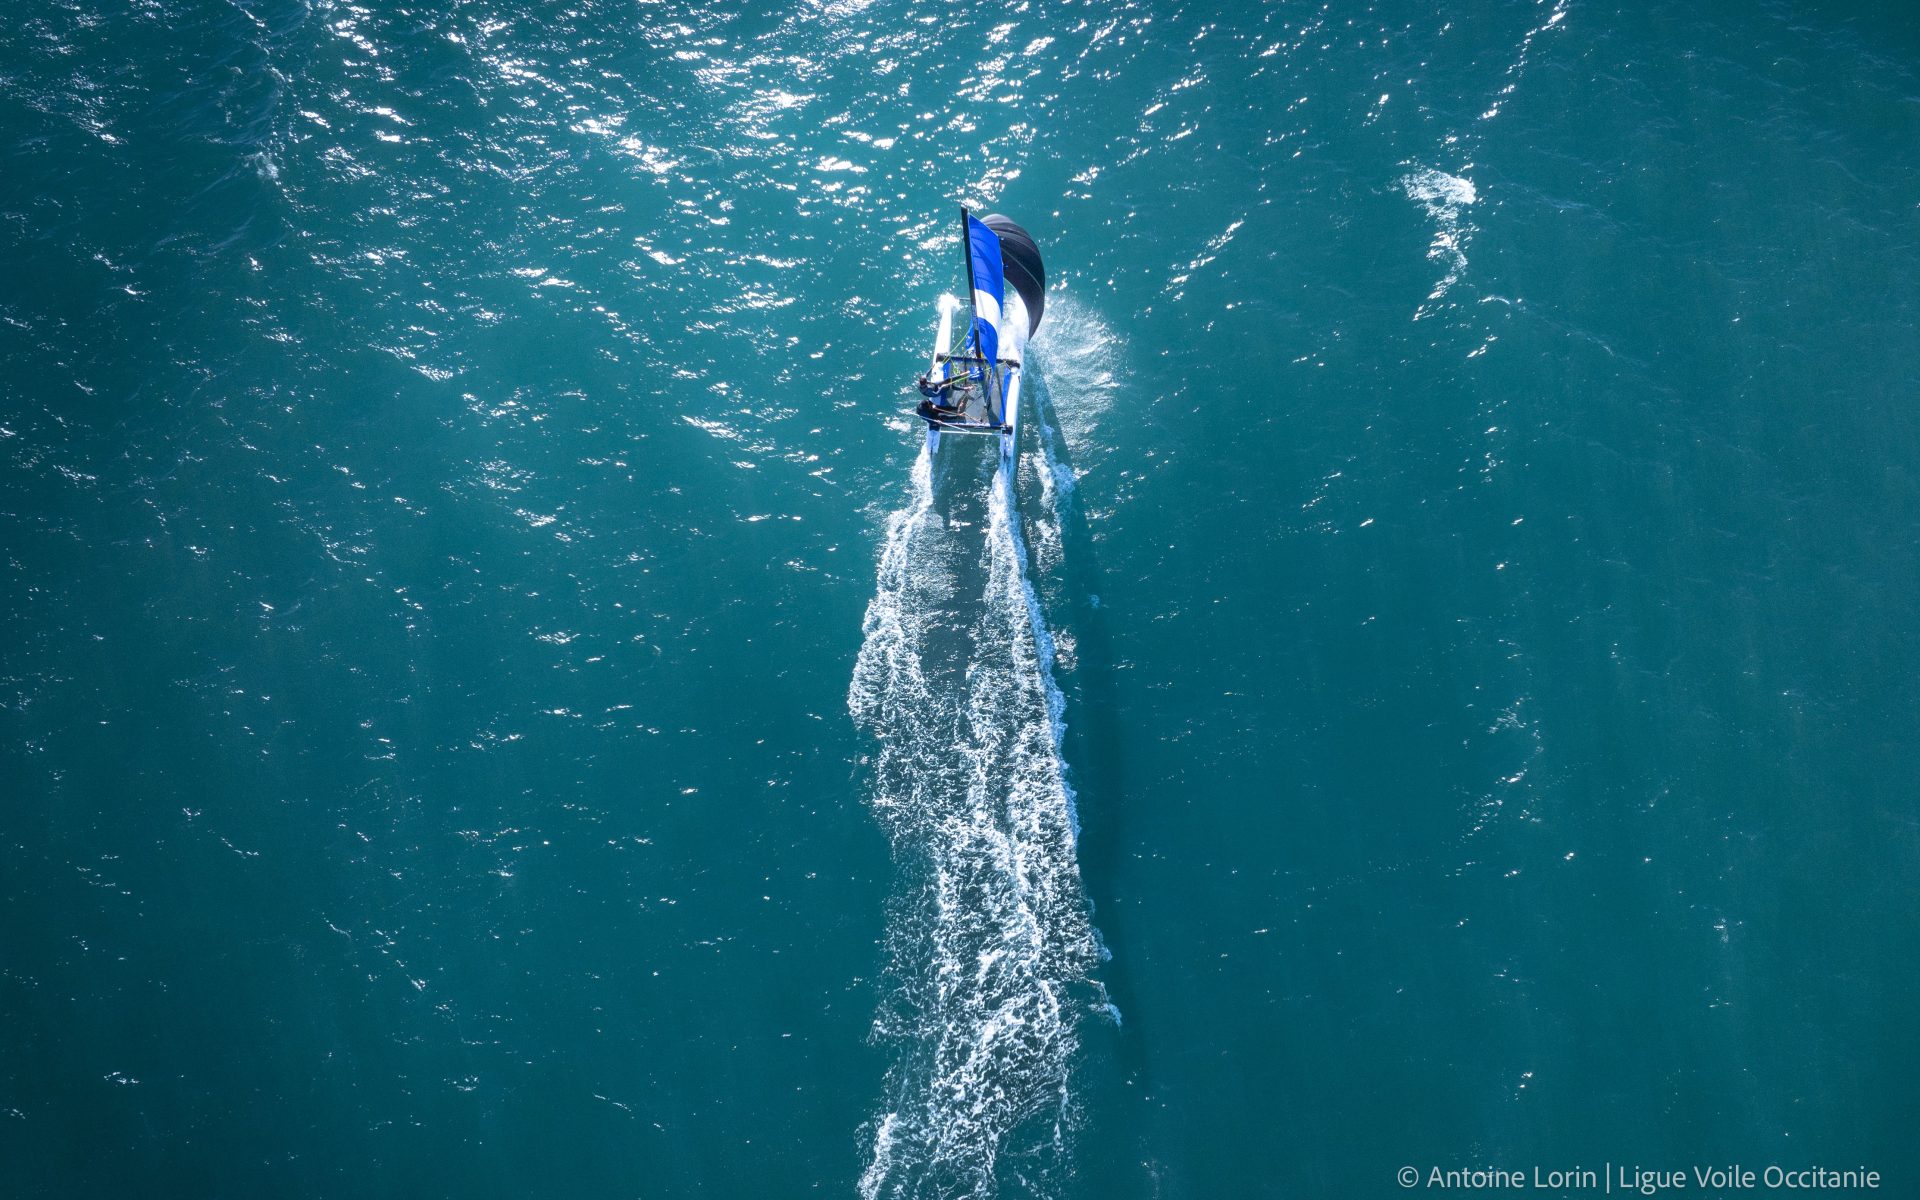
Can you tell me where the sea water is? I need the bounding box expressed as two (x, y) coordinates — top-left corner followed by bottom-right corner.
(4, 2), (1919, 1197)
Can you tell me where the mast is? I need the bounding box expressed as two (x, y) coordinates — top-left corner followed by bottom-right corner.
(960, 204), (978, 337)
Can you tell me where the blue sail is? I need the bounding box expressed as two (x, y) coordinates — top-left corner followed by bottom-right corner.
(965, 212), (1005, 366)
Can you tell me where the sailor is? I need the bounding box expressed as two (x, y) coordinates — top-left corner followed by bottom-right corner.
(916, 373), (966, 421)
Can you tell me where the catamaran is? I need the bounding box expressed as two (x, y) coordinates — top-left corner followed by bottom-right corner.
(914, 209), (1047, 465)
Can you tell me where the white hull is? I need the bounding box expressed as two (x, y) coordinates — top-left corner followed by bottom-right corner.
(923, 291), (1029, 474)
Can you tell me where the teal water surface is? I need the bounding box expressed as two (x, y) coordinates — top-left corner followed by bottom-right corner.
(4, 1), (1919, 1197)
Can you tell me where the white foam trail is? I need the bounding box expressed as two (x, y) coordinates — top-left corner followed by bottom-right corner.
(1025, 295), (1122, 469)
(1402, 166), (1479, 317)
(851, 432), (1098, 1198)
(1019, 295), (1124, 626)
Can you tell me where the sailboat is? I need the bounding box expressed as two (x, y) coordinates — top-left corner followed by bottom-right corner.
(914, 209), (1048, 468)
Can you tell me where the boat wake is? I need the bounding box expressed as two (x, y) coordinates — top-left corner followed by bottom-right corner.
(850, 437), (1100, 1198)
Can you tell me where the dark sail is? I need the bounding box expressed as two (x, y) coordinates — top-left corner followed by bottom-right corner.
(980, 214), (1046, 336)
